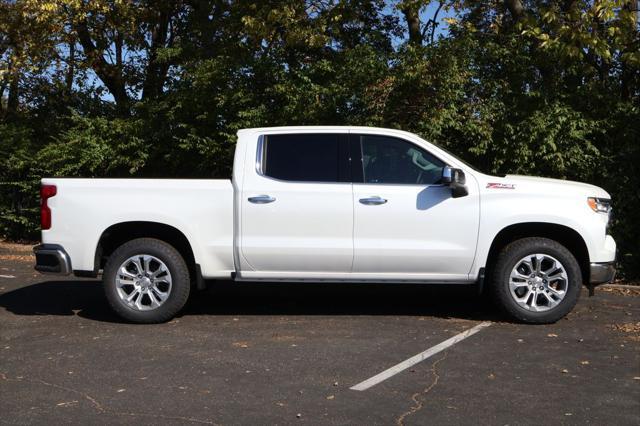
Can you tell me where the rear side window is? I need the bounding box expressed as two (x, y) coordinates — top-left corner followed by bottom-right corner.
(262, 134), (348, 182)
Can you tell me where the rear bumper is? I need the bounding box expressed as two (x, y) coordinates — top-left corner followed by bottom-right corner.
(590, 261), (616, 285)
(33, 244), (72, 275)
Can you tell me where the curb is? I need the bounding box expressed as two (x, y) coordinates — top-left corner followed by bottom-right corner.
(601, 283), (640, 290)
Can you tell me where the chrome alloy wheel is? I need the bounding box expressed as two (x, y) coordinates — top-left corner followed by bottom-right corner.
(509, 254), (568, 312)
(115, 254), (172, 311)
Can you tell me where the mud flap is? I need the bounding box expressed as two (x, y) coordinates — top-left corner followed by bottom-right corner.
(476, 267), (485, 295)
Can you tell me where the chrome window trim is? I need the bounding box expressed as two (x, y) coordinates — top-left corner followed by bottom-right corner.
(254, 132), (451, 187)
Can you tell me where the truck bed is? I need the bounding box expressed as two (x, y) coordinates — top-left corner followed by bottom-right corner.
(41, 178), (235, 278)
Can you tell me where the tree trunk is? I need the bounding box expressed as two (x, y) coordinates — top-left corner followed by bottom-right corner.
(424, 2), (444, 45)
(65, 41), (75, 95)
(7, 64), (19, 116)
(142, 9), (170, 101)
(75, 20), (130, 115)
(402, 6), (422, 46)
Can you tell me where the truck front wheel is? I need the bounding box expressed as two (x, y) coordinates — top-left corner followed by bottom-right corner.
(103, 238), (191, 323)
(491, 237), (582, 324)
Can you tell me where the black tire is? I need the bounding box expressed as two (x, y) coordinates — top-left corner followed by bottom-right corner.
(491, 237), (582, 324)
(103, 238), (190, 323)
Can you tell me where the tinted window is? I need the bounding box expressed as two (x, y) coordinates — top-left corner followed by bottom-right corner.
(263, 134), (347, 182)
(358, 135), (445, 185)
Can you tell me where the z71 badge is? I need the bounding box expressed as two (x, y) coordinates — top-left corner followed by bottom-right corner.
(487, 183), (516, 189)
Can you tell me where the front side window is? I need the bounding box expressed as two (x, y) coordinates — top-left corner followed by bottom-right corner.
(357, 135), (445, 185)
(262, 134), (348, 182)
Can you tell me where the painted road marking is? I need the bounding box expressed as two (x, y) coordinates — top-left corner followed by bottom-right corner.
(0, 275), (16, 279)
(350, 321), (492, 391)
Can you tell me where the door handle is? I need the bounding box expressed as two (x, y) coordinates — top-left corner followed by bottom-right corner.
(248, 195), (276, 204)
(359, 196), (387, 205)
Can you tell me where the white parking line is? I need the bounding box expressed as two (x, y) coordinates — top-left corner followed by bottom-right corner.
(350, 321), (492, 391)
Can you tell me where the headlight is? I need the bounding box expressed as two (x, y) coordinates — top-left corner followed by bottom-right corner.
(587, 197), (612, 214)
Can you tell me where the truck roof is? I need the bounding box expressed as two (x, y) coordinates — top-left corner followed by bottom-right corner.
(237, 126), (417, 138)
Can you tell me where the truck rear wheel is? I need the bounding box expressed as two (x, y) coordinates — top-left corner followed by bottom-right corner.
(491, 237), (581, 324)
(103, 238), (190, 323)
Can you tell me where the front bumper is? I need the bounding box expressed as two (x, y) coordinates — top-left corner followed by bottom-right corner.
(590, 261), (616, 285)
(33, 244), (72, 275)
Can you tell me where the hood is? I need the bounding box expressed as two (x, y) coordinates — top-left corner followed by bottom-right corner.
(483, 174), (610, 199)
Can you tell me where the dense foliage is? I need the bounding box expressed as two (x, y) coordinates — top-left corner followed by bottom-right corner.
(1, 1), (639, 277)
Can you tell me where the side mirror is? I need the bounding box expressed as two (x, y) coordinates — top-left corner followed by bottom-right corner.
(442, 166), (468, 198)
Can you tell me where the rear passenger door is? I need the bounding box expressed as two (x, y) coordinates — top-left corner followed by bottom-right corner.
(240, 132), (354, 276)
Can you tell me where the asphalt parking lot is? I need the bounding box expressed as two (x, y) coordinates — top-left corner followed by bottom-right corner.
(1, 241), (639, 425)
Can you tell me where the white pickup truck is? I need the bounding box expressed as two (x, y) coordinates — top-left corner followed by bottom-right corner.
(34, 126), (616, 324)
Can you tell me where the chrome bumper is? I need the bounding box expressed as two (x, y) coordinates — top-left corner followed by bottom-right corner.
(590, 262), (616, 285)
(33, 244), (72, 275)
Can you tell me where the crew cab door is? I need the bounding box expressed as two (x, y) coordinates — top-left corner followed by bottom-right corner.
(351, 133), (480, 280)
(239, 132), (353, 277)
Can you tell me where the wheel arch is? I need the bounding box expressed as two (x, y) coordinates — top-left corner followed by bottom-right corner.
(95, 221), (198, 282)
(485, 222), (590, 284)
